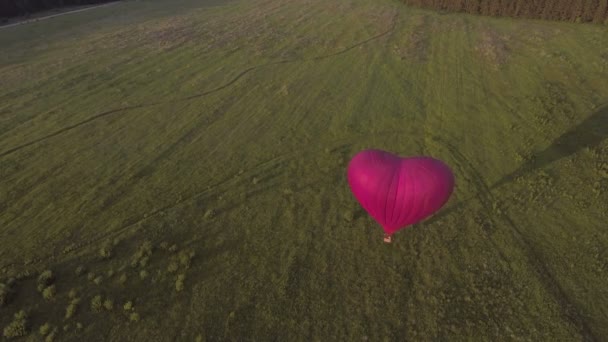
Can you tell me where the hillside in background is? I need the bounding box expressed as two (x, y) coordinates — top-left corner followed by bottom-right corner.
(401, 0), (608, 23)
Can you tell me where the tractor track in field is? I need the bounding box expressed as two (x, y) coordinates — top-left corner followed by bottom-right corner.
(0, 16), (399, 159)
(0, 129), (385, 271)
(0, 126), (599, 340)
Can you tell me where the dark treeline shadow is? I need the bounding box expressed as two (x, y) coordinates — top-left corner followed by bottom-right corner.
(1, 0), (121, 20)
(400, 0), (608, 23)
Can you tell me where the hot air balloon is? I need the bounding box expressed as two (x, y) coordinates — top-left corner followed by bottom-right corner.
(347, 149), (454, 243)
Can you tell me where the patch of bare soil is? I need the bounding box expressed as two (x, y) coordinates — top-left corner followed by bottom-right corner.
(393, 16), (429, 62)
(474, 27), (510, 69)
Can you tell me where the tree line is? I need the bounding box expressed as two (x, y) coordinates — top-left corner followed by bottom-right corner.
(1, 0), (120, 19)
(401, 0), (608, 23)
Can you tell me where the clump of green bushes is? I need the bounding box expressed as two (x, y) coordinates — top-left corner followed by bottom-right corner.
(167, 248), (196, 274)
(91, 294), (114, 312)
(3, 310), (29, 339)
(131, 241), (153, 268)
(37, 270), (54, 292)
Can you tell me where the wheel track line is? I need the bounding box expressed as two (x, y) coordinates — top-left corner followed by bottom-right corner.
(0, 19), (399, 158)
(0, 129), (400, 270)
(0, 153), (290, 271)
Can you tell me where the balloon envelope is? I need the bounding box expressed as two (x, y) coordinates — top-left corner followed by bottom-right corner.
(347, 150), (454, 234)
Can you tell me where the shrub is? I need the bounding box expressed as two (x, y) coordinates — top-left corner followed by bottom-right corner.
(45, 328), (58, 342)
(167, 262), (179, 273)
(175, 274), (186, 292)
(131, 241), (153, 268)
(168, 244), (178, 253)
(107, 269), (115, 277)
(76, 323), (83, 330)
(99, 243), (113, 259)
(68, 289), (78, 299)
(160, 241), (169, 250)
(139, 256), (149, 268)
(37, 270), (54, 287)
(3, 310), (28, 339)
(178, 250), (194, 269)
(91, 295), (103, 312)
(203, 209), (216, 219)
(123, 301), (133, 311)
(42, 285), (56, 301)
(103, 299), (114, 311)
(139, 270), (148, 280)
(129, 312), (140, 322)
(65, 302), (78, 319)
(118, 273), (128, 285)
(39, 323), (51, 336)
(93, 276), (103, 285)
(141, 241), (153, 253)
(87, 272), (95, 281)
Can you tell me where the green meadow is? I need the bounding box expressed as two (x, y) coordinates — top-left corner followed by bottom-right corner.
(1, 0), (607, 339)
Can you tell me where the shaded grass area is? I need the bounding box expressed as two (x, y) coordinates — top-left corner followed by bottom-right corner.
(1, 0), (608, 340)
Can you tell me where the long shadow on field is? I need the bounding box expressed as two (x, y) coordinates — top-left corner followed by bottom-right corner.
(425, 103), (608, 224)
(493, 103), (608, 188)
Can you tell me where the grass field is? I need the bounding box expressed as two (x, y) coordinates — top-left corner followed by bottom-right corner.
(1, 0), (608, 340)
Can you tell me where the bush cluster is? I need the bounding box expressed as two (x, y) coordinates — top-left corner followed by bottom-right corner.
(3, 310), (28, 339)
(131, 241), (153, 268)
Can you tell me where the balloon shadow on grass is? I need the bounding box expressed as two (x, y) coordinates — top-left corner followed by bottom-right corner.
(493, 103), (608, 189)
(426, 104), (608, 224)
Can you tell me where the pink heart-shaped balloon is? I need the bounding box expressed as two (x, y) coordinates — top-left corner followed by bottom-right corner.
(347, 149), (455, 234)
